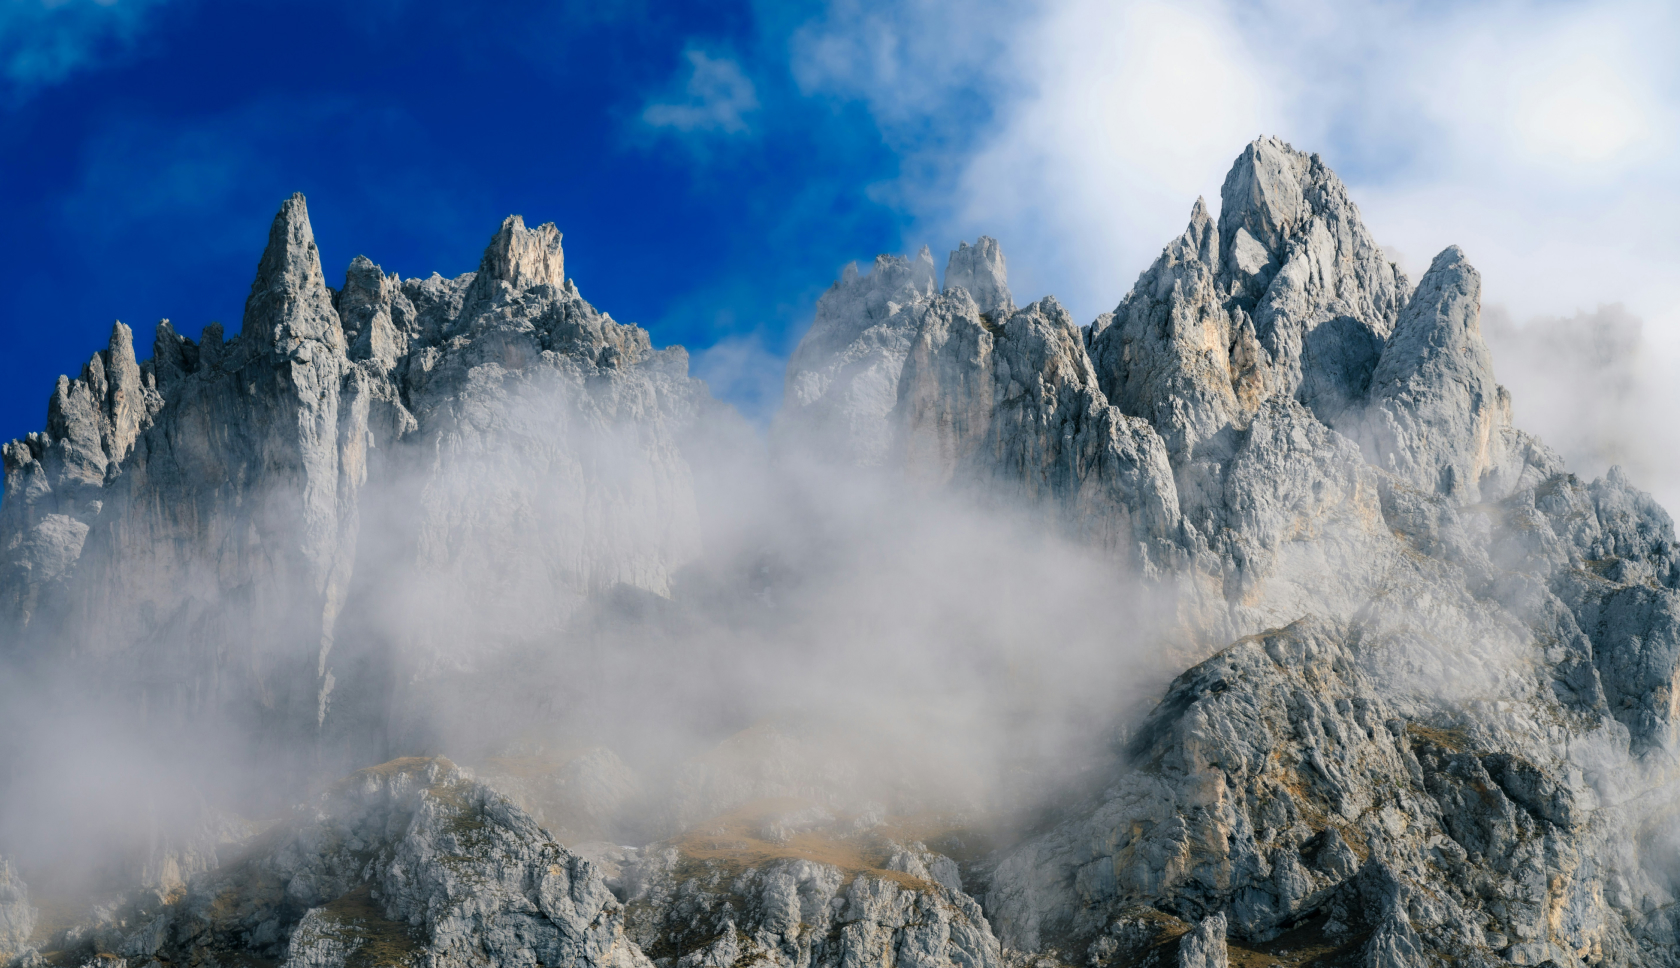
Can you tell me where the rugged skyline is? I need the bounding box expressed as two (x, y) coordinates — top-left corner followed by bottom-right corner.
(2, 0), (1676, 487)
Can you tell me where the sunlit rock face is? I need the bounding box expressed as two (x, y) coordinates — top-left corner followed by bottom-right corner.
(6, 137), (1680, 968)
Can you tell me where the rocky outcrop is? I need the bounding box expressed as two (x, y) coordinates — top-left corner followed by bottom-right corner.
(982, 617), (1672, 967)
(1358, 245), (1521, 501)
(942, 237), (1012, 318)
(779, 135), (1680, 966)
(622, 802), (1000, 968)
(64, 758), (651, 968)
(0, 320), (162, 630)
(777, 237), (1017, 468)
(895, 290), (1180, 568)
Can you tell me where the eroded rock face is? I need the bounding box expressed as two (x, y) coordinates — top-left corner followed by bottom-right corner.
(778, 136), (1680, 965)
(622, 804), (999, 968)
(776, 250), (939, 467)
(895, 291), (1180, 570)
(1357, 245), (1522, 501)
(981, 618), (1660, 967)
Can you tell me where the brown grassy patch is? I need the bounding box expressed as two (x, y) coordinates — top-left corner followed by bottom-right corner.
(1224, 913), (1369, 967)
(318, 884), (423, 968)
(667, 799), (940, 893)
(1405, 723), (1470, 753)
(342, 757), (456, 784)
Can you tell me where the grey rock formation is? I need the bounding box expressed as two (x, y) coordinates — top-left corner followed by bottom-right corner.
(895, 291), (1180, 569)
(1358, 245), (1521, 501)
(779, 135), (1680, 965)
(777, 251), (938, 467)
(50, 758), (649, 968)
(942, 237), (1013, 318)
(1175, 915), (1226, 968)
(1085, 136), (1410, 506)
(777, 238), (1020, 468)
(622, 805), (999, 968)
(1, 194), (708, 780)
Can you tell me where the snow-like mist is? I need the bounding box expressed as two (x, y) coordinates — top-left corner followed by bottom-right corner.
(1483, 303), (1680, 513)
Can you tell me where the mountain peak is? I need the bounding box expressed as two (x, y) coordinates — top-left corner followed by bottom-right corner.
(243, 193), (343, 354)
(478, 214), (565, 293)
(1217, 136), (1324, 261)
(943, 236), (1013, 316)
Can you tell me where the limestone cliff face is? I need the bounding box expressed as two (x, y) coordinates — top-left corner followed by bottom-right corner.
(0, 196), (706, 777)
(897, 290), (1180, 569)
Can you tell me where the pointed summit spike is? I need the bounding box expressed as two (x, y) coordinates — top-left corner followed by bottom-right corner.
(107, 320), (137, 369)
(1361, 244), (1508, 500)
(243, 193), (344, 354)
(101, 320), (145, 463)
(944, 236), (1013, 316)
(477, 214), (564, 293)
(1218, 137), (1313, 257)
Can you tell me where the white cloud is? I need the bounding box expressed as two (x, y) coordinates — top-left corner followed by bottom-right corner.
(0, 0), (168, 97)
(642, 48), (760, 134)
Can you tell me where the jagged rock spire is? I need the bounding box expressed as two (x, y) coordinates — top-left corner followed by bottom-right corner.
(1090, 137), (1410, 461)
(476, 215), (565, 293)
(777, 247), (939, 466)
(243, 193), (345, 356)
(943, 237), (1013, 317)
(338, 254), (405, 366)
(152, 319), (200, 391)
(1216, 136), (1409, 366)
(1360, 245), (1514, 499)
(43, 322), (154, 487)
(1088, 194), (1230, 459)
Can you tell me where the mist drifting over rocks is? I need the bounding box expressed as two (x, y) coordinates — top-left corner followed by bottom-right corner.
(3, 137), (1680, 968)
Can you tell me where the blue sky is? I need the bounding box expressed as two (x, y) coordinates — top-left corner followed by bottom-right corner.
(2, 0), (1677, 444)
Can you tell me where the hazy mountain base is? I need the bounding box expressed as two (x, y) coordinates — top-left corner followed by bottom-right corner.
(3, 135), (1680, 968)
